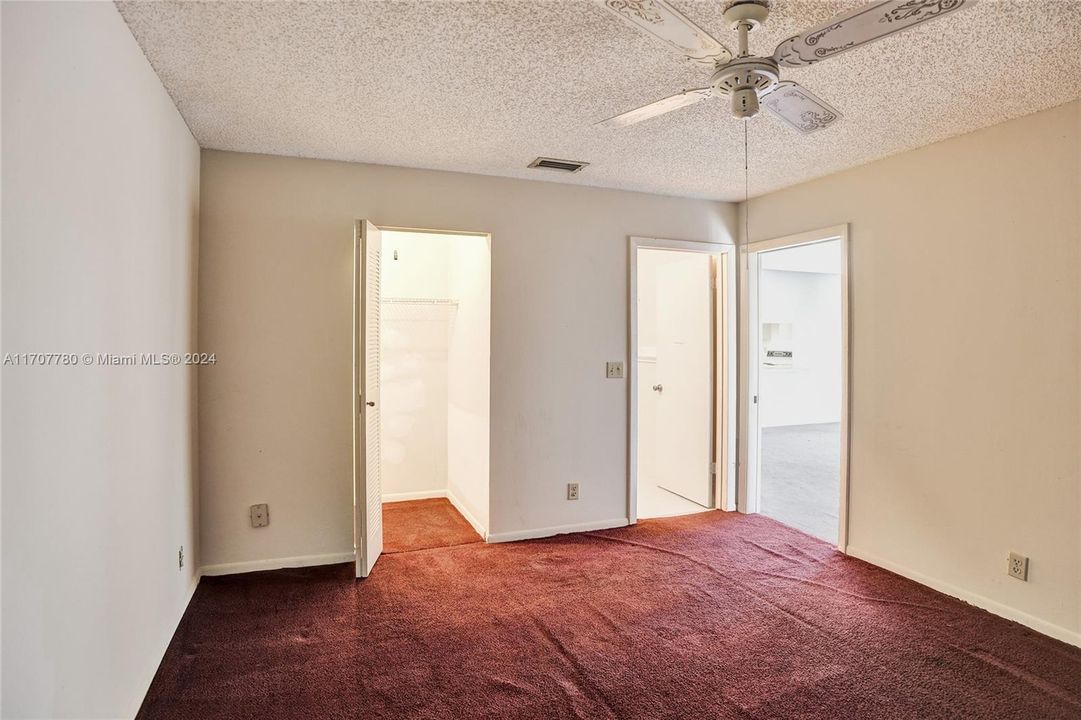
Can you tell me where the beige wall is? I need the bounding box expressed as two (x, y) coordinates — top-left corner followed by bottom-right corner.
(743, 100), (1081, 644)
(198, 151), (736, 568)
(1, 2), (201, 717)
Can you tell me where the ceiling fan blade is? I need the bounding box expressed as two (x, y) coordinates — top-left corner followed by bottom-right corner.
(598, 0), (732, 66)
(761, 81), (842, 134)
(773, 0), (971, 68)
(597, 88), (714, 128)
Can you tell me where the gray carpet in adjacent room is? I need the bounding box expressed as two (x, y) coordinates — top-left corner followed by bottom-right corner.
(760, 422), (840, 542)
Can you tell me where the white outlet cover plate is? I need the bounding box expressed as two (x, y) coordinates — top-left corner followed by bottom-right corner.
(606, 361), (624, 379)
(1008, 552), (1028, 581)
(250, 503), (270, 528)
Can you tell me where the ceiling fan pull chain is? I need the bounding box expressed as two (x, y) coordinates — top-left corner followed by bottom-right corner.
(744, 119), (750, 245)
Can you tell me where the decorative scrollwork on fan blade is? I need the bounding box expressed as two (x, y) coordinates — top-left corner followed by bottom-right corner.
(605, 0), (663, 24)
(805, 22), (843, 46)
(761, 81), (841, 134)
(813, 41), (856, 59)
(773, 0), (968, 68)
(880, 0), (962, 25)
(797, 109), (838, 133)
(596, 0), (731, 64)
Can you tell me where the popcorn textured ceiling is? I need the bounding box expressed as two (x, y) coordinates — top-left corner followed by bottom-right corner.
(116, 1), (1081, 201)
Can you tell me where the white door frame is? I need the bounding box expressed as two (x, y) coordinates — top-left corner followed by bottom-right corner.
(738, 224), (851, 551)
(628, 236), (737, 524)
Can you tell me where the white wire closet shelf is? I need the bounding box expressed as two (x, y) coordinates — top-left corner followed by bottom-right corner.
(381, 297), (458, 305)
(381, 297), (458, 322)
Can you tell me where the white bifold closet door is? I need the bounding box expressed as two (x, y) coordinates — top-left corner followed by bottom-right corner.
(655, 252), (714, 507)
(354, 220), (383, 578)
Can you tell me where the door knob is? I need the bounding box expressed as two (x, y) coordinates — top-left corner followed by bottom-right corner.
(366, 401), (376, 407)
(652, 384), (663, 393)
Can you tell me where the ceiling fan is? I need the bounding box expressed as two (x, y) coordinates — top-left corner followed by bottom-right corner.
(596, 0), (970, 133)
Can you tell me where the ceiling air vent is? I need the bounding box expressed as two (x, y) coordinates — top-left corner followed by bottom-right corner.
(528, 157), (590, 174)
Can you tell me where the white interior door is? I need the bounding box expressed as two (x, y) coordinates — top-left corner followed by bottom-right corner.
(354, 220), (383, 578)
(654, 252), (713, 507)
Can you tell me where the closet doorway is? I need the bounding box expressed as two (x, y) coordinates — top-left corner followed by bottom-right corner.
(354, 223), (490, 578)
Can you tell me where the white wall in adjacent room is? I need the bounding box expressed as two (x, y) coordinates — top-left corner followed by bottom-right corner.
(757, 253), (842, 428)
(380, 233), (456, 500)
(379, 308), (453, 498)
(742, 100), (1081, 645)
(446, 235), (491, 535)
(1, 3), (201, 717)
(382, 231), (455, 299)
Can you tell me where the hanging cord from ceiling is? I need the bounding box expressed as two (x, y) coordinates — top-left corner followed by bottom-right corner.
(743, 118), (750, 245)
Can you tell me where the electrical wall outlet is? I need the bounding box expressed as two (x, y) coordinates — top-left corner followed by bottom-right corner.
(178, 546), (184, 569)
(567, 483), (580, 500)
(1007, 552), (1028, 581)
(606, 361), (624, 379)
(250, 503), (270, 528)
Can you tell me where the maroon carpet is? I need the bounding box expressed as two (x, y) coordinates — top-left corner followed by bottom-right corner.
(137, 512), (1081, 719)
(382, 498), (481, 554)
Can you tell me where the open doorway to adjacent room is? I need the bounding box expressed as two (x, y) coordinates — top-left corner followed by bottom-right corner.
(741, 226), (849, 548)
(629, 237), (735, 521)
(354, 223), (490, 577)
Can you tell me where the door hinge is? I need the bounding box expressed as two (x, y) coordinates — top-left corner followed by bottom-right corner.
(710, 462), (717, 474)
(753, 394), (758, 404)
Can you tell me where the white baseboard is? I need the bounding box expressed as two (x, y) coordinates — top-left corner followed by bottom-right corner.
(846, 546), (1081, 648)
(447, 488), (488, 540)
(200, 551), (355, 577)
(382, 489), (447, 502)
(486, 517), (629, 544)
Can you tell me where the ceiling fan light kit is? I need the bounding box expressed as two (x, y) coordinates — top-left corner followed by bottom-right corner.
(716, 1), (774, 119)
(597, 0), (971, 131)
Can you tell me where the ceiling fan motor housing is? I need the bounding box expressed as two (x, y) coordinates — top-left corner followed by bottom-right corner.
(710, 56), (779, 119)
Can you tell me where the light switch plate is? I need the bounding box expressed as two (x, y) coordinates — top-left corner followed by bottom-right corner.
(606, 361), (624, 379)
(250, 503), (269, 528)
